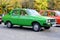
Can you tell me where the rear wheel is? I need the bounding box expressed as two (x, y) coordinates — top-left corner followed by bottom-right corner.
(0, 22), (2, 24)
(6, 22), (13, 28)
(32, 23), (41, 32)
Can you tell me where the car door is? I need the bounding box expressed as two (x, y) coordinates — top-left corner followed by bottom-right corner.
(10, 10), (20, 24)
(18, 10), (30, 25)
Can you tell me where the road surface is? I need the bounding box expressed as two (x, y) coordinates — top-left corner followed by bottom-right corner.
(0, 23), (60, 40)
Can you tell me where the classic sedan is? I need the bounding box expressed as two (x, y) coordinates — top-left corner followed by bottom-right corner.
(2, 9), (56, 32)
(0, 15), (2, 24)
(39, 10), (60, 26)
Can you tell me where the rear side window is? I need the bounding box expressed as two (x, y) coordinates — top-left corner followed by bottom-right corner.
(12, 10), (20, 16)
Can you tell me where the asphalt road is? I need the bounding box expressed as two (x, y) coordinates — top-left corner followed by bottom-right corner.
(0, 23), (60, 40)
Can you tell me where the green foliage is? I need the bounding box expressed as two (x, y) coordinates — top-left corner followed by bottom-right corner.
(34, 0), (48, 11)
(48, 0), (60, 10)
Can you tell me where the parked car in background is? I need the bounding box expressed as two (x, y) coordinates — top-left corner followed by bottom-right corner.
(0, 15), (2, 24)
(2, 9), (56, 32)
(39, 10), (60, 26)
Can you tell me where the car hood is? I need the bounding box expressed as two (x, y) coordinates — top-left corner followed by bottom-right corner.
(40, 16), (54, 19)
(32, 16), (55, 19)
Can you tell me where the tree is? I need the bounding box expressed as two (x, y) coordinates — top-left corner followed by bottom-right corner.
(33, 0), (48, 11)
(48, 0), (60, 11)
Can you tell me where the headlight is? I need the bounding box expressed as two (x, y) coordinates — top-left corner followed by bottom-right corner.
(48, 19), (50, 22)
(46, 19), (51, 23)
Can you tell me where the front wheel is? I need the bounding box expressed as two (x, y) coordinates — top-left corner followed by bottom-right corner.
(6, 22), (13, 28)
(44, 27), (50, 29)
(32, 23), (41, 32)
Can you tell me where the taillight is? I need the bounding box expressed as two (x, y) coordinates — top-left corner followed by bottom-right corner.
(0, 16), (2, 19)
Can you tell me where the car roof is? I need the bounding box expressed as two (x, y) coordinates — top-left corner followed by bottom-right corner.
(13, 8), (34, 11)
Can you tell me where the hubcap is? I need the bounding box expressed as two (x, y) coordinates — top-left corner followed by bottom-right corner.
(34, 24), (39, 31)
(7, 22), (11, 27)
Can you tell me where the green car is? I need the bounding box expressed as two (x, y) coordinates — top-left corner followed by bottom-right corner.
(2, 9), (56, 32)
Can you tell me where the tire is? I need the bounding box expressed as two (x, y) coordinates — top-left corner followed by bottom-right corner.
(0, 22), (2, 24)
(6, 22), (13, 28)
(44, 27), (50, 29)
(32, 23), (41, 32)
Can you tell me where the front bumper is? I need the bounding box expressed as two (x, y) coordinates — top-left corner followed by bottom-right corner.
(43, 22), (56, 27)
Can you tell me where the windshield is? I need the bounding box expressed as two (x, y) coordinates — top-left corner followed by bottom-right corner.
(26, 9), (41, 16)
(55, 11), (60, 16)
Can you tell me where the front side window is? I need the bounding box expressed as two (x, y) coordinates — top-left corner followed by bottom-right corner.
(12, 10), (19, 16)
(20, 10), (28, 16)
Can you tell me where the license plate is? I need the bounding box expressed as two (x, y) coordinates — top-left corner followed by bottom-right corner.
(52, 24), (56, 26)
(51, 22), (56, 24)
